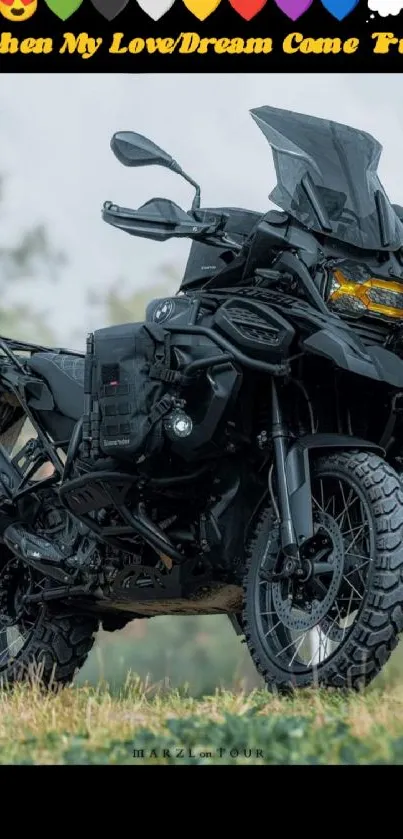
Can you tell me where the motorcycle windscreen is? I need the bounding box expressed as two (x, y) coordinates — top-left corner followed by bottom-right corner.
(250, 105), (403, 251)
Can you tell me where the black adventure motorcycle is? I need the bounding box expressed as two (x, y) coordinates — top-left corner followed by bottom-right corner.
(1, 106), (403, 694)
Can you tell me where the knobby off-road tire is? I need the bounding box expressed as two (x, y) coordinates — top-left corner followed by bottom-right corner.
(242, 451), (403, 692)
(0, 603), (98, 691)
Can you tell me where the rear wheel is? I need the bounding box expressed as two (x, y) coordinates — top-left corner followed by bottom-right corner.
(0, 556), (97, 690)
(242, 451), (403, 692)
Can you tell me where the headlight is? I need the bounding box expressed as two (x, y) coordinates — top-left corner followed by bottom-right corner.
(328, 270), (403, 321)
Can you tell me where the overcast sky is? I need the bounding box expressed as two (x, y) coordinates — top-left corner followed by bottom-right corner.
(2, 73), (403, 348)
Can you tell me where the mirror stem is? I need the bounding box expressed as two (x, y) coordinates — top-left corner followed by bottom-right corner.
(191, 185), (201, 213)
(173, 165), (201, 211)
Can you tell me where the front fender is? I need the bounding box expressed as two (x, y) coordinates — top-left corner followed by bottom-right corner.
(303, 329), (403, 389)
(285, 433), (385, 544)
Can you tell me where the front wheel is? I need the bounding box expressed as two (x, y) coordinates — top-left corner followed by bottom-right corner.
(242, 451), (403, 692)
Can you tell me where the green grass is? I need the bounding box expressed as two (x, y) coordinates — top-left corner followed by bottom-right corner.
(3, 677), (403, 764)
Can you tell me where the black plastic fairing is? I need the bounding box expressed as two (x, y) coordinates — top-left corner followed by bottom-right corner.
(303, 329), (403, 388)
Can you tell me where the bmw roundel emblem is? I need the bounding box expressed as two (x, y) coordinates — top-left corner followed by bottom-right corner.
(153, 299), (174, 323)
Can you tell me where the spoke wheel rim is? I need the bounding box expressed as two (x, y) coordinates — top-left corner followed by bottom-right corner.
(0, 559), (42, 671)
(255, 469), (374, 676)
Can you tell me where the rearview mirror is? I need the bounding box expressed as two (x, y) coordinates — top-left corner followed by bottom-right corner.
(110, 130), (202, 211)
(111, 131), (179, 172)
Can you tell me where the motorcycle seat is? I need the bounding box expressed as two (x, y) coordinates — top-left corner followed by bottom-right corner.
(26, 352), (84, 420)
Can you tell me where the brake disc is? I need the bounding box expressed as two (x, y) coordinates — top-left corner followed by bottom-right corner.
(271, 512), (345, 632)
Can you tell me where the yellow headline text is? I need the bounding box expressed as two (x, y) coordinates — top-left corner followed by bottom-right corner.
(0, 31), (402, 58)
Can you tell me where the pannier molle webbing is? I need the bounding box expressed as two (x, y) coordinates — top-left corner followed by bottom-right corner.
(82, 321), (185, 461)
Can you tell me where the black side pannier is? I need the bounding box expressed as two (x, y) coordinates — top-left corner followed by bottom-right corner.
(82, 320), (186, 462)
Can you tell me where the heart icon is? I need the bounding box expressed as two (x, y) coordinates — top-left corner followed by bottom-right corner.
(135, 0), (176, 18)
(229, 0), (267, 20)
(182, 0), (221, 20)
(320, 0), (359, 20)
(90, 0), (130, 19)
(44, 0), (83, 18)
(274, 0), (313, 19)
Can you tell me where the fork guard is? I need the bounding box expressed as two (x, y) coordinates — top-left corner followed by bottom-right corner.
(285, 433), (385, 545)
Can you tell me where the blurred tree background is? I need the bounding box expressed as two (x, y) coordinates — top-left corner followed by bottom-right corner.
(1, 166), (402, 698)
(0, 175), (66, 345)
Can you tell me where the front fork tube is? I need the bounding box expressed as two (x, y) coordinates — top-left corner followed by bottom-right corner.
(270, 379), (314, 565)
